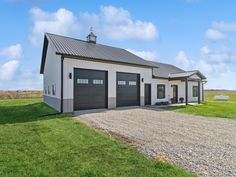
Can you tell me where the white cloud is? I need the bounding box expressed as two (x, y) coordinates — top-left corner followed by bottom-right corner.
(0, 60), (19, 81)
(99, 6), (158, 40)
(29, 6), (159, 46)
(205, 29), (225, 41)
(213, 21), (236, 31)
(0, 44), (23, 59)
(29, 7), (80, 47)
(175, 50), (193, 70)
(126, 49), (158, 61)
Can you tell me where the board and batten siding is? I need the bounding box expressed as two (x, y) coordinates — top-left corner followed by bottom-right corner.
(43, 42), (61, 111)
(63, 57), (153, 112)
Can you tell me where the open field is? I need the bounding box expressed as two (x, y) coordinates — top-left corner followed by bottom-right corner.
(168, 90), (236, 119)
(0, 98), (194, 177)
(0, 90), (42, 99)
(205, 90), (236, 102)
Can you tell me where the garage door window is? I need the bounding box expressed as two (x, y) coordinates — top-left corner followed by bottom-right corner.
(129, 81), (136, 86)
(77, 79), (89, 84)
(157, 84), (165, 99)
(93, 79), (103, 85)
(118, 81), (126, 85)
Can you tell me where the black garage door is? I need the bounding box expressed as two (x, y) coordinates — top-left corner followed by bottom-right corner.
(117, 72), (140, 107)
(74, 68), (107, 110)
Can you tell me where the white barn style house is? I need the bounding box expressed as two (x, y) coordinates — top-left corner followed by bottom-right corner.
(40, 32), (207, 112)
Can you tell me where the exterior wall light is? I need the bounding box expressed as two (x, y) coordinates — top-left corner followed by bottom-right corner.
(69, 73), (72, 79)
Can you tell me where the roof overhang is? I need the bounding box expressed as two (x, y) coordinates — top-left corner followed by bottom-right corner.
(168, 70), (207, 80)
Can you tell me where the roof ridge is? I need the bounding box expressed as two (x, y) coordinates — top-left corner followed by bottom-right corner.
(45, 32), (130, 52)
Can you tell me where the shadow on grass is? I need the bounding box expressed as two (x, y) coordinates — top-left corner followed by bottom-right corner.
(165, 105), (188, 111)
(0, 102), (67, 124)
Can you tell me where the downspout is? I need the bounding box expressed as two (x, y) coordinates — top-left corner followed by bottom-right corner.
(60, 55), (64, 113)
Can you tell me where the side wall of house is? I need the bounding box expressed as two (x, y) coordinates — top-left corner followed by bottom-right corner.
(43, 42), (61, 111)
(63, 57), (153, 112)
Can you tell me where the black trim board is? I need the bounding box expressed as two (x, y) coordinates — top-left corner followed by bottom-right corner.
(60, 56), (64, 112)
(40, 36), (48, 74)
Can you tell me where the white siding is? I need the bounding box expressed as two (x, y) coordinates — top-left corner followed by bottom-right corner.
(43, 42), (61, 99)
(63, 57), (153, 107)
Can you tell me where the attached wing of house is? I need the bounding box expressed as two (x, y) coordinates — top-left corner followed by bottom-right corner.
(40, 33), (207, 112)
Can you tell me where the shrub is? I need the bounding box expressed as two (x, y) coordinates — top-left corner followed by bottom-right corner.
(155, 101), (170, 106)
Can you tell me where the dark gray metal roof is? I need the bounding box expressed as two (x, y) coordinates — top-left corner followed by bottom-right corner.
(149, 61), (184, 78)
(45, 33), (154, 68)
(40, 33), (206, 80)
(169, 70), (206, 79)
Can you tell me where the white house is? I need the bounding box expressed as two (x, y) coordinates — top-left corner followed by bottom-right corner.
(40, 32), (207, 112)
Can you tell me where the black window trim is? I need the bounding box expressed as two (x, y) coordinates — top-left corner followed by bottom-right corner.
(157, 84), (165, 99)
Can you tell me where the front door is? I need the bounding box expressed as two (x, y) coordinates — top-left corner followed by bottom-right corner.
(145, 84), (151, 105)
(172, 85), (178, 103)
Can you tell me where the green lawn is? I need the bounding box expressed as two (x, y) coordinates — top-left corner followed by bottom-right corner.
(168, 91), (236, 119)
(0, 98), (194, 177)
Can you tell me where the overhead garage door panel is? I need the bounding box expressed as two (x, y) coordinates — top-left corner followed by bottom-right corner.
(117, 72), (140, 107)
(74, 68), (107, 110)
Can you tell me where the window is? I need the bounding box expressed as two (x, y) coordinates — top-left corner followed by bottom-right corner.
(93, 79), (103, 85)
(129, 81), (136, 86)
(44, 87), (47, 94)
(193, 86), (198, 97)
(52, 84), (56, 95)
(118, 81), (126, 85)
(157, 84), (165, 99)
(77, 79), (89, 84)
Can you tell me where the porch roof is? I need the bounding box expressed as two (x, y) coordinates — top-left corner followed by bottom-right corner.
(168, 70), (207, 80)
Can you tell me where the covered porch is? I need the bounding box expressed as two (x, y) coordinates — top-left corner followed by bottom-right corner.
(168, 70), (207, 105)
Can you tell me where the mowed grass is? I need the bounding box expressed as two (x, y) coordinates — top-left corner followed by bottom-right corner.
(168, 91), (236, 119)
(0, 98), (194, 177)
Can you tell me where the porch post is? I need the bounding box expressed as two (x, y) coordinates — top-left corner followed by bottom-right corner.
(202, 82), (204, 102)
(185, 78), (188, 105)
(198, 80), (201, 104)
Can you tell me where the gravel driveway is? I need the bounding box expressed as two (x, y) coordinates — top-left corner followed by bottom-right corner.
(76, 107), (236, 177)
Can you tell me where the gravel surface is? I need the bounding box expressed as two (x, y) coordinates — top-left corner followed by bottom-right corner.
(76, 107), (236, 177)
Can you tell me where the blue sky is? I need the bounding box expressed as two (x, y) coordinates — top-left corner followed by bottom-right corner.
(0, 0), (236, 90)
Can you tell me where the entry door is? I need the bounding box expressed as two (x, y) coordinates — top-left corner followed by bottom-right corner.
(145, 84), (151, 105)
(74, 68), (108, 110)
(172, 85), (178, 103)
(116, 72), (140, 107)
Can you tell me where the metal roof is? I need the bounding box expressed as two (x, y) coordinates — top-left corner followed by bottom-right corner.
(149, 61), (184, 78)
(40, 33), (206, 80)
(169, 70), (206, 79)
(45, 33), (155, 68)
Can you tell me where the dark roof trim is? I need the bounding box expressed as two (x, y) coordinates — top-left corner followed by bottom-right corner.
(59, 53), (154, 69)
(40, 36), (48, 74)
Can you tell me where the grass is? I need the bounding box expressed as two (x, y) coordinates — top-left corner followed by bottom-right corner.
(168, 91), (236, 119)
(0, 98), (194, 177)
